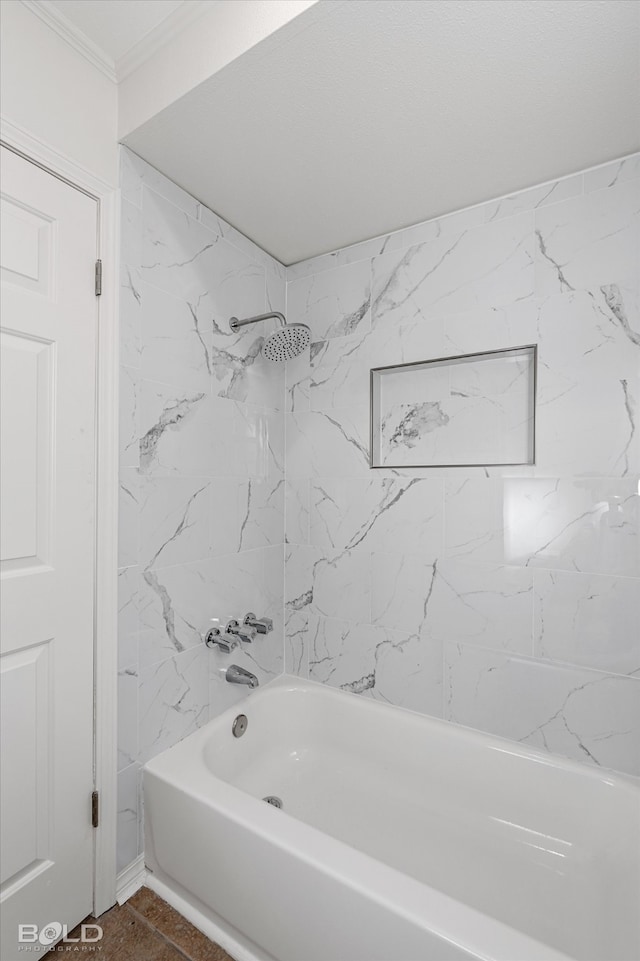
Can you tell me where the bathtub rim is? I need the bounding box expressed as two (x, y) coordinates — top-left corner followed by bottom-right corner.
(144, 761), (573, 961)
(142, 674), (640, 961)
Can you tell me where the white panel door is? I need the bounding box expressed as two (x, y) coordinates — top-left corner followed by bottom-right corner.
(0, 145), (98, 959)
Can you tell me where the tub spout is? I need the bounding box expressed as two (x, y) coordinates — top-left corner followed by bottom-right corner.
(226, 664), (258, 688)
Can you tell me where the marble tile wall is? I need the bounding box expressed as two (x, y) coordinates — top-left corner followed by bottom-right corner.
(117, 147), (639, 877)
(117, 148), (286, 874)
(284, 154), (640, 778)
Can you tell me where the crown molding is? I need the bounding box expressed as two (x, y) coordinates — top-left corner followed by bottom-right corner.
(21, 0), (117, 83)
(116, 1), (209, 80)
(20, 1), (209, 86)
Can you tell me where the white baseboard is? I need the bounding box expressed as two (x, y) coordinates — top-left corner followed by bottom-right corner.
(145, 869), (273, 961)
(116, 855), (146, 905)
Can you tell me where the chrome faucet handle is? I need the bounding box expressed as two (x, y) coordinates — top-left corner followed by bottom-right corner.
(226, 619), (257, 643)
(204, 627), (238, 654)
(243, 612), (273, 635)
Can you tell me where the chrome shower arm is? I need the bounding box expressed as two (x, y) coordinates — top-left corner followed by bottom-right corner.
(227, 310), (310, 362)
(229, 312), (286, 331)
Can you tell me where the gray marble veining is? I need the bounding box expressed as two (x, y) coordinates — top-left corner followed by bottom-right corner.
(119, 148), (640, 880)
(284, 151), (640, 781)
(117, 148), (286, 875)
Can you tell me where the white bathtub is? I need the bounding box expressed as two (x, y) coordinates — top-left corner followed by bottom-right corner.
(143, 676), (640, 961)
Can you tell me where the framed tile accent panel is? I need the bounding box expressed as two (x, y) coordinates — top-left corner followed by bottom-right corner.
(370, 345), (537, 468)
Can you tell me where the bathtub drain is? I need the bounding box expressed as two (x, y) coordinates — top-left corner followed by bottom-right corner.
(263, 795), (282, 809)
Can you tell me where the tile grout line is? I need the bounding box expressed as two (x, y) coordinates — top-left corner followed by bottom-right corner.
(124, 900), (199, 961)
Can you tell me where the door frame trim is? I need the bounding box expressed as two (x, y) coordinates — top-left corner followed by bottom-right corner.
(0, 116), (119, 916)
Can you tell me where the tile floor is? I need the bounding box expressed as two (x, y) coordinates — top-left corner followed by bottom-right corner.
(47, 887), (235, 960)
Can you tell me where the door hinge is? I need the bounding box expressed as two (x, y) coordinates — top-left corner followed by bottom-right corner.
(94, 259), (102, 297)
(91, 791), (99, 828)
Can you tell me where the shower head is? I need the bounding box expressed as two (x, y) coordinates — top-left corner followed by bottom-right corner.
(262, 323), (310, 362)
(229, 312), (311, 363)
